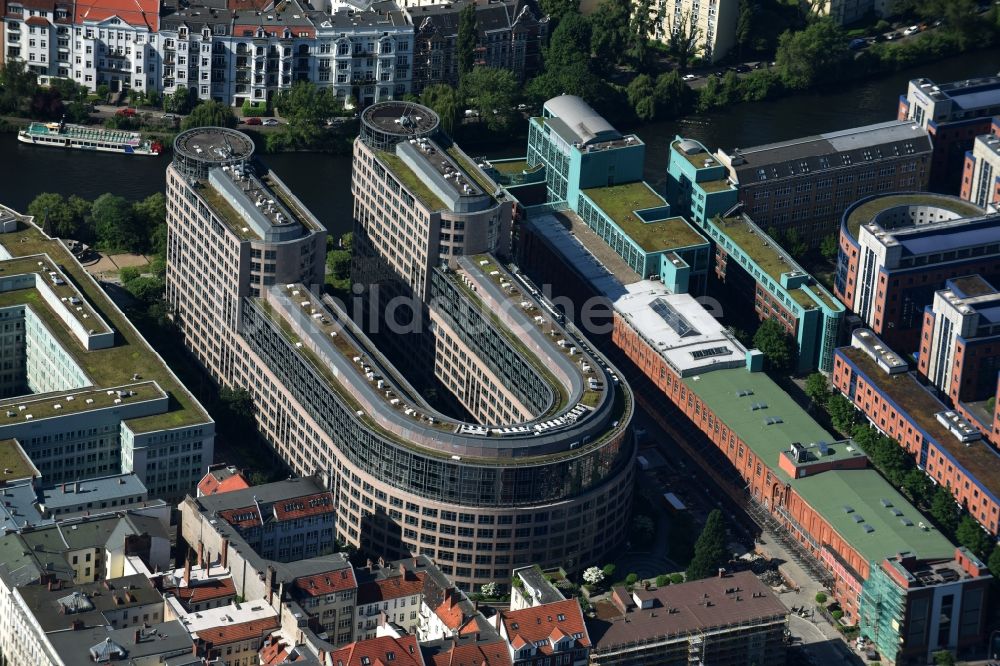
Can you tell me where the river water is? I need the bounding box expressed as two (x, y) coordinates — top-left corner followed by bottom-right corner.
(1, 49), (997, 237)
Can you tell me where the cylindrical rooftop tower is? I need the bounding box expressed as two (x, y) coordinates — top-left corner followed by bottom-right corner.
(360, 101), (440, 151)
(173, 127), (255, 180)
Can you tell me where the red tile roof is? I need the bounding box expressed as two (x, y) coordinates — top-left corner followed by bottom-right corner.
(198, 617), (279, 647)
(173, 577), (237, 605)
(272, 492), (334, 521)
(198, 469), (250, 496)
(293, 567), (357, 597)
(424, 640), (512, 666)
(218, 505), (262, 530)
(500, 599), (590, 656)
(259, 634), (290, 666)
(74, 0), (159, 30)
(328, 635), (424, 666)
(356, 572), (425, 606)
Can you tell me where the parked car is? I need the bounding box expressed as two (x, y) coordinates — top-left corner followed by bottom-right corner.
(682, 73), (698, 81)
(116, 108), (136, 117)
(714, 71), (725, 78)
(735, 64), (752, 73)
(262, 118), (279, 126)
(903, 25), (919, 36)
(162, 113), (176, 121)
(243, 117), (262, 125)
(849, 38), (868, 50)
(886, 31), (900, 40)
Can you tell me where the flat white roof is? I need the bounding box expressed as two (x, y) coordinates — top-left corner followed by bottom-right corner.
(614, 282), (747, 376)
(175, 599), (278, 635)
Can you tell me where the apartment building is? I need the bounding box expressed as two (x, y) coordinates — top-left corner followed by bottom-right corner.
(409, 0), (548, 93)
(832, 329), (1000, 537)
(834, 192), (1000, 352)
(960, 119), (1000, 208)
(3, 0), (548, 107)
(165, 126), (327, 382)
(352, 101), (513, 302)
(899, 76), (1000, 189)
(498, 597), (590, 666)
(643, 0), (738, 63)
(0, 206), (214, 499)
(918, 275), (1000, 405)
(0, 512), (173, 665)
(696, 212), (845, 373)
(714, 121), (933, 246)
(167, 125), (634, 591)
(587, 571), (787, 666)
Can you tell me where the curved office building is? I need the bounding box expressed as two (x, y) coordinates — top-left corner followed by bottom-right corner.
(165, 126), (635, 591)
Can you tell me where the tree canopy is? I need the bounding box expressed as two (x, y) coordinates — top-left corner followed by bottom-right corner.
(91, 193), (142, 253)
(420, 84), (461, 136)
(774, 19), (848, 90)
(457, 4), (478, 80)
(181, 100), (237, 130)
(461, 68), (519, 132)
(752, 318), (796, 372)
(686, 509), (728, 580)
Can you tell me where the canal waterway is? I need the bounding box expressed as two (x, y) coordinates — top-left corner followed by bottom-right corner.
(0, 48), (996, 238)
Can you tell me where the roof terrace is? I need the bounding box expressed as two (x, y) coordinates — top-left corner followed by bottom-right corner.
(712, 217), (801, 284)
(844, 193), (985, 241)
(581, 183), (706, 253)
(0, 212), (211, 434)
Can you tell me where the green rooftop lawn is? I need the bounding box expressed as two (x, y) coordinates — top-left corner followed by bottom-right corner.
(377, 150), (447, 212)
(0, 438), (37, 480)
(841, 347), (1000, 496)
(845, 194), (983, 240)
(581, 183), (706, 253)
(789, 288), (818, 310)
(807, 284), (845, 312)
(445, 145), (498, 195)
(0, 223), (210, 433)
(698, 178), (735, 194)
(0, 255), (110, 334)
(671, 140), (713, 169)
(491, 159), (532, 175)
(683, 366), (956, 562)
(0, 381), (164, 422)
(197, 182), (261, 241)
(715, 217), (795, 281)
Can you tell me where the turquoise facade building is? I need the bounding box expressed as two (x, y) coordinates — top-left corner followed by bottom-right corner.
(526, 95), (646, 207)
(666, 136), (739, 225)
(520, 96), (709, 294)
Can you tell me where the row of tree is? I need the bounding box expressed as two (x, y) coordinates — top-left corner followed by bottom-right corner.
(27, 191), (166, 255)
(805, 374), (1000, 577)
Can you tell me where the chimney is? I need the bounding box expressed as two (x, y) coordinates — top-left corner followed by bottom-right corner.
(62, 483), (68, 493)
(47, 581), (53, 591)
(71, 619), (84, 631)
(221, 538), (229, 569)
(717, 568), (726, 578)
(197, 541), (204, 569)
(184, 557), (192, 587)
(134, 629), (141, 644)
(74, 481), (80, 493)
(366, 558), (373, 571)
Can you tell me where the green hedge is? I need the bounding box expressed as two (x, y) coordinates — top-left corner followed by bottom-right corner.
(241, 100), (269, 117)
